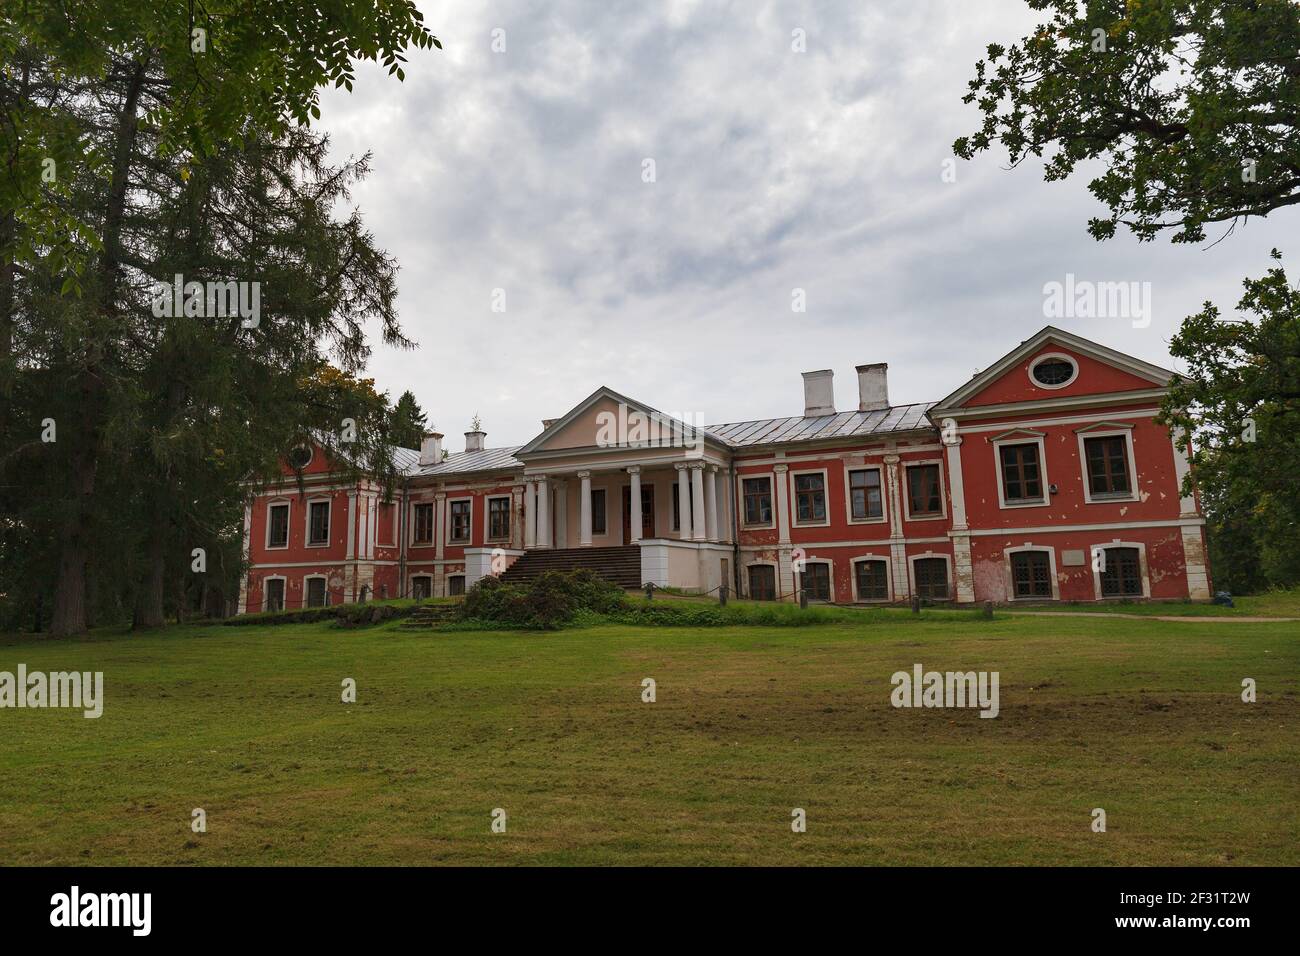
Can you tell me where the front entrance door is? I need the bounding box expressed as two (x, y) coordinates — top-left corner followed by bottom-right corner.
(621, 485), (655, 542)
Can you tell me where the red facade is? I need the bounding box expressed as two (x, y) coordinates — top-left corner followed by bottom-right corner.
(239, 327), (1210, 610)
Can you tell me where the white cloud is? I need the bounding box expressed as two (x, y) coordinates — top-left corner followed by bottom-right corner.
(317, 0), (1295, 451)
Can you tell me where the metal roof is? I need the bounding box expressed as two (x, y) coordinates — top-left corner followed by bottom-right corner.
(399, 444), (525, 477)
(391, 403), (936, 478)
(704, 401), (937, 447)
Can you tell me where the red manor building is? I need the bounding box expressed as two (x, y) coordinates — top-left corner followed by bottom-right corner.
(238, 327), (1210, 613)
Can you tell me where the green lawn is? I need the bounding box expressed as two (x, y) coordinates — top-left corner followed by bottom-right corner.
(999, 589), (1300, 618)
(1, 610), (1296, 866)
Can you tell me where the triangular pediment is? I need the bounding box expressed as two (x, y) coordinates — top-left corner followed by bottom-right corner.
(516, 386), (722, 458)
(932, 326), (1176, 413)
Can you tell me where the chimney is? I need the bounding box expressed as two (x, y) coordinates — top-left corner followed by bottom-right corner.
(856, 363), (890, 411)
(541, 418), (557, 430)
(801, 369), (835, 417)
(418, 431), (444, 466)
(464, 428), (486, 453)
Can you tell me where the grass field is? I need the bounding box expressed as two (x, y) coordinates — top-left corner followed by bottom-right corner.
(1, 609), (1297, 866)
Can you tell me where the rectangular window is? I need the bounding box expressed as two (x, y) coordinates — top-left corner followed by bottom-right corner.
(377, 502), (396, 546)
(906, 464), (942, 517)
(801, 562), (830, 601)
(742, 477), (772, 526)
(448, 575), (465, 596)
(449, 500), (471, 543)
(591, 488), (607, 535)
(267, 503), (289, 548)
(1010, 551), (1052, 599)
(488, 497), (510, 540)
(1100, 547), (1142, 597)
(914, 558), (949, 600)
(1084, 436), (1131, 497)
(411, 576), (431, 601)
(264, 578), (285, 612)
(999, 443), (1043, 503)
(854, 560), (888, 601)
(794, 473), (826, 524)
(308, 500), (330, 545)
(849, 468), (883, 520)
(413, 503), (434, 544)
(748, 565), (776, 601)
(306, 577), (327, 607)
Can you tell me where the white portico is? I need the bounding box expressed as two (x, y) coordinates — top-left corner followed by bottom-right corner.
(508, 386), (736, 593)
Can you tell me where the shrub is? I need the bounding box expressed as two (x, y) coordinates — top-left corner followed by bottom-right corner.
(460, 569), (626, 630)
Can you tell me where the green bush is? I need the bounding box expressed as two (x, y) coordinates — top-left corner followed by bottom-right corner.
(609, 600), (840, 628)
(460, 569), (626, 630)
(224, 599), (416, 628)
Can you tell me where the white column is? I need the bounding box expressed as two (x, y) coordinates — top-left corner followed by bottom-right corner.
(578, 471), (593, 546)
(773, 464), (793, 599)
(676, 464), (692, 540)
(434, 493), (447, 560)
(524, 481), (536, 549)
(511, 484), (524, 549)
(704, 465), (719, 541)
(536, 477), (551, 548)
(690, 464), (707, 541)
(628, 466), (643, 542)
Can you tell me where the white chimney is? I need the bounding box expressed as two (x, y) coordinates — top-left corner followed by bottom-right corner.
(801, 369), (835, 417)
(464, 429), (486, 453)
(856, 363), (890, 411)
(419, 431), (444, 466)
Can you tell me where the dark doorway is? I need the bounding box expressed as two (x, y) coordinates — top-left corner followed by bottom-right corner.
(621, 484), (655, 542)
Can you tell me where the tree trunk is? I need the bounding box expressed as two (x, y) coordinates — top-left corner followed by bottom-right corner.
(134, 511), (167, 629)
(49, 57), (147, 637)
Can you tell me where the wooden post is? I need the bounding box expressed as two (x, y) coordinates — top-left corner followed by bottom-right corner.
(645, 583), (654, 601)
(982, 600), (993, 619)
(719, 582), (728, 606)
(910, 594), (920, 615)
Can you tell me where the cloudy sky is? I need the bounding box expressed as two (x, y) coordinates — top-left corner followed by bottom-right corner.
(317, 0), (1292, 453)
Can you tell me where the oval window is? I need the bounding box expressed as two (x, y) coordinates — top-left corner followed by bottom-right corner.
(1031, 358), (1075, 387)
(287, 445), (313, 469)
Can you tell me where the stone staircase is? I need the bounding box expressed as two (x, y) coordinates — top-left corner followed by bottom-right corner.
(497, 545), (643, 589)
(401, 602), (462, 629)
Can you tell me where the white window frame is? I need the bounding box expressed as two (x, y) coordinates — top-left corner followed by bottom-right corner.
(1090, 539), (1151, 600)
(850, 555), (893, 603)
(796, 557), (835, 602)
(908, 552), (953, 601)
(303, 573), (329, 608)
(262, 574), (287, 612)
(903, 459), (947, 522)
(446, 496), (473, 545)
(843, 464), (887, 525)
(305, 496), (332, 548)
(789, 467), (832, 528)
(484, 494), (512, 542)
(1003, 544), (1059, 601)
(1077, 424), (1139, 504)
(265, 499), (291, 551)
(1028, 351), (1079, 390)
(992, 431), (1050, 510)
(410, 500), (436, 546)
(744, 560), (779, 600)
(737, 472), (776, 530)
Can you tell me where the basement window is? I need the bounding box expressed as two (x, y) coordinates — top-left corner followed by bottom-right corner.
(1010, 551), (1052, 599)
